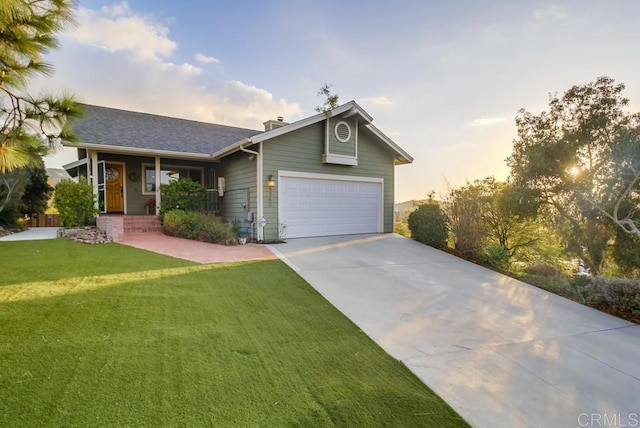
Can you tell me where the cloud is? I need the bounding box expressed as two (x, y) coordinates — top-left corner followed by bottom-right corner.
(360, 96), (393, 105)
(195, 53), (220, 64)
(469, 117), (507, 127)
(72, 4), (176, 60)
(534, 5), (566, 21)
(31, 2), (301, 132)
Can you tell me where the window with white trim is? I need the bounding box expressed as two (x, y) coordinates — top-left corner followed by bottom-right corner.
(143, 164), (203, 194)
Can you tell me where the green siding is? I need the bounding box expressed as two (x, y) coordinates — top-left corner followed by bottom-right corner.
(327, 117), (357, 157)
(262, 121), (396, 236)
(218, 149), (257, 238)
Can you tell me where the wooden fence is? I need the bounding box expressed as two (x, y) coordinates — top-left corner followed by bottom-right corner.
(29, 214), (60, 227)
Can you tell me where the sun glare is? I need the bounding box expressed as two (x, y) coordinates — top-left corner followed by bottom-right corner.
(568, 166), (580, 177)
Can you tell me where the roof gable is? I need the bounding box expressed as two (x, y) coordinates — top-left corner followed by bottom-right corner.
(211, 100), (413, 164)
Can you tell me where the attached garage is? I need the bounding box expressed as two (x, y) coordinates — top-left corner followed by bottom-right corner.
(278, 172), (383, 238)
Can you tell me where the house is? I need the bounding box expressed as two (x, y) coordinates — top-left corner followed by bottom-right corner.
(63, 101), (413, 241)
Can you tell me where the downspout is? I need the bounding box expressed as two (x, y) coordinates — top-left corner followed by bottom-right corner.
(240, 140), (263, 241)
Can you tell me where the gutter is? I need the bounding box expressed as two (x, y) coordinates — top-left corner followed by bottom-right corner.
(66, 142), (218, 161)
(239, 140), (264, 241)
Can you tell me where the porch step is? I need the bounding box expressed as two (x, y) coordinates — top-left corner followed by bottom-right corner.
(123, 216), (162, 234)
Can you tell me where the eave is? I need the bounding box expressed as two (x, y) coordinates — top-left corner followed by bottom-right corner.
(63, 142), (218, 161)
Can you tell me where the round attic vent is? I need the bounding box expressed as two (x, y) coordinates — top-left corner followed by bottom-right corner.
(334, 121), (351, 142)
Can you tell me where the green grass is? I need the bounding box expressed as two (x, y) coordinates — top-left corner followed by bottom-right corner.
(0, 239), (467, 427)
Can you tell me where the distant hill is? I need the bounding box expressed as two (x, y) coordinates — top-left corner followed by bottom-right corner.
(46, 168), (72, 186)
(394, 199), (430, 221)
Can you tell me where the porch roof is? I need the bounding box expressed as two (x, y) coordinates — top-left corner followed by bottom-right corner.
(71, 104), (260, 157)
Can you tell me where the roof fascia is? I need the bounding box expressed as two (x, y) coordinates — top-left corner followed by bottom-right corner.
(249, 101), (372, 144)
(363, 123), (414, 165)
(62, 157), (88, 170)
(65, 142), (217, 161)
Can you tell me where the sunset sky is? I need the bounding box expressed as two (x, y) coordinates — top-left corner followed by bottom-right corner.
(38, 0), (640, 202)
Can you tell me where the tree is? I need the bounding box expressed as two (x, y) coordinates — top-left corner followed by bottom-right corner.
(507, 76), (639, 274)
(583, 124), (640, 238)
(407, 202), (448, 249)
(441, 180), (488, 257)
(0, 166), (30, 225)
(477, 177), (540, 258)
(20, 161), (53, 215)
(441, 177), (541, 261)
(314, 83), (339, 113)
(1, 0), (83, 173)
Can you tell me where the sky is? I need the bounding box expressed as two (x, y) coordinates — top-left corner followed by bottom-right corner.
(37, 0), (640, 202)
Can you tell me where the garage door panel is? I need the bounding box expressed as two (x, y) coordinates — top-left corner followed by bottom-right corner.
(279, 175), (381, 238)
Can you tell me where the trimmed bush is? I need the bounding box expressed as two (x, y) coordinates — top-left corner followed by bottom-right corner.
(162, 210), (237, 245)
(160, 178), (206, 214)
(407, 203), (448, 249)
(583, 277), (640, 323)
(53, 177), (99, 227)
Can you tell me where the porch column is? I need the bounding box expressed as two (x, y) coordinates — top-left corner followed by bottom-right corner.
(90, 150), (99, 212)
(154, 156), (161, 215)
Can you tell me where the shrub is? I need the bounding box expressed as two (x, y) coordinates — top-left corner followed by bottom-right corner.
(162, 210), (237, 245)
(407, 203), (448, 249)
(53, 178), (99, 227)
(0, 206), (21, 227)
(394, 220), (410, 237)
(160, 178), (206, 214)
(519, 263), (572, 296)
(481, 244), (510, 268)
(525, 263), (564, 277)
(583, 277), (640, 322)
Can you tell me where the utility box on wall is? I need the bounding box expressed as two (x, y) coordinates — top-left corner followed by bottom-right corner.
(217, 177), (226, 196)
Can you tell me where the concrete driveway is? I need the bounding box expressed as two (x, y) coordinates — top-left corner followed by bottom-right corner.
(0, 227), (59, 241)
(271, 234), (640, 428)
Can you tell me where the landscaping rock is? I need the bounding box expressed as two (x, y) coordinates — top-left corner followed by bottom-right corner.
(61, 227), (112, 244)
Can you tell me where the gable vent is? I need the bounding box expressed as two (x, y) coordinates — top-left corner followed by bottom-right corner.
(335, 121), (351, 142)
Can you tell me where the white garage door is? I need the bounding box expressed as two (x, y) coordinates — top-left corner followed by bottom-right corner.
(279, 173), (382, 238)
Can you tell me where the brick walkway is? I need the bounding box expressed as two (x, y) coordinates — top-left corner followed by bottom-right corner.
(118, 232), (277, 264)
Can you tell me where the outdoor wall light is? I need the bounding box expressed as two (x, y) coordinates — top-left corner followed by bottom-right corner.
(266, 175), (276, 188)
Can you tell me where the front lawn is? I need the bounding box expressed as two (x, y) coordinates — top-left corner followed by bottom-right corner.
(0, 239), (467, 427)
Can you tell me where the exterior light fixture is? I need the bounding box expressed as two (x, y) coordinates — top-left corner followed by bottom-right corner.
(266, 175), (276, 188)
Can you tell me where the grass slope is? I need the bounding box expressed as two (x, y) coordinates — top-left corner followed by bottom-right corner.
(0, 239), (467, 427)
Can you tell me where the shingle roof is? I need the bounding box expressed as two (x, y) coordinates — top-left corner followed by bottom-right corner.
(72, 104), (260, 155)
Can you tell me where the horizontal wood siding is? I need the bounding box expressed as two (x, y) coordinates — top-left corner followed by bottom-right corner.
(218, 149), (257, 236)
(327, 117), (357, 157)
(262, 121), (395, 235)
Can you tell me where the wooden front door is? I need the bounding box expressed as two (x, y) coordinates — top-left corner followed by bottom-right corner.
(105, 163), (124, 212)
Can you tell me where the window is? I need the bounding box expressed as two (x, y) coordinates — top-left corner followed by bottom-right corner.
(143, 164), (203, 194)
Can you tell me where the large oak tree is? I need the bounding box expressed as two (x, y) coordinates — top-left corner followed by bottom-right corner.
(507, 76), (640, 274)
